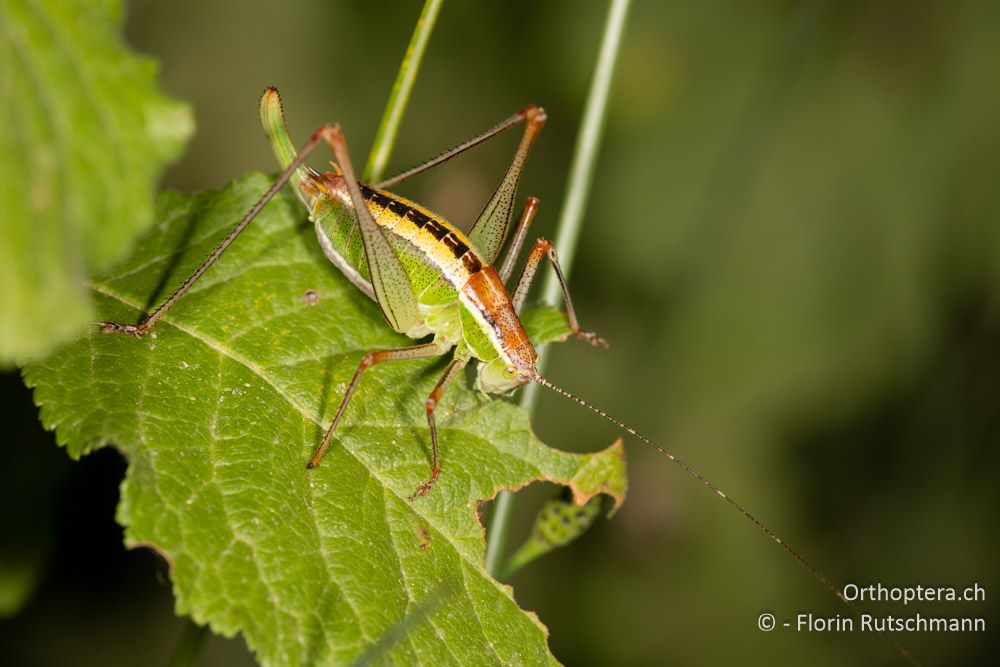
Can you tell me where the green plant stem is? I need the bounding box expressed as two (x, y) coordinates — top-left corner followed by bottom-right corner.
(168, 619), (208, 667)
(485, 0), (632, 578)
(363, 0), (444, 182)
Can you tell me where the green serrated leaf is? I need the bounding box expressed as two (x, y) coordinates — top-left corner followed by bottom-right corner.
(23, 173), (627, 666)
(0, 0), (193, 365)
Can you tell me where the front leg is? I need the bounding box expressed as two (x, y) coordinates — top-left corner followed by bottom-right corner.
(511, 238), (608, 348)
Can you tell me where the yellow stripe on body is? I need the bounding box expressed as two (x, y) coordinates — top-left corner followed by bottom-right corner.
(362, 186), (483, 292)
(358, 184), (517, 363)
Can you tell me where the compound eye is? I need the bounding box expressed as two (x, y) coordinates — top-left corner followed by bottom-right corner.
(503, 365), (517, 379)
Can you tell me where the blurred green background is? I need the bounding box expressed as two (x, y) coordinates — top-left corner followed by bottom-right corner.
(2, 0), (998, 664)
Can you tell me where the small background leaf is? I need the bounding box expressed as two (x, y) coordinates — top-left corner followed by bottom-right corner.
(0, 0), (193, 365)
(24, 174), (626, 665)
(500, 488), (611, 580)
(0, 557), (42, 618)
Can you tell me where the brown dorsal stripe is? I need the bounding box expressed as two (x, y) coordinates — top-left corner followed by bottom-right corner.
(406, 208), (430, 229)
(361, 185), (383, 206)
(424, 219), (450, 240)
(442, 232), (469, 258)
(359, 184), (483, 274)
(386, 199), (410, 217)
(461, 253), (482, 273)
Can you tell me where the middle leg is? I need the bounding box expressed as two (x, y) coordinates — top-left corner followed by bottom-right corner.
(412, 349), (472, 499)
(309, 342), (448, 469)
(499, 197), (540, 284)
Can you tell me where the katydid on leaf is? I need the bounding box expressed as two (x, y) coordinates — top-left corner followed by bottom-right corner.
(102, 87), (605, 499)
(100, 88), (915, 663)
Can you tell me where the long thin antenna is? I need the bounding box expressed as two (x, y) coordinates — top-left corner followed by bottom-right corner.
(531, 372), (919, 665)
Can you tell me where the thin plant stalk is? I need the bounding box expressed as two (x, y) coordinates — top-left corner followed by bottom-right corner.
(485, 0), (632, 578)
(363, 0), (445, 182)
